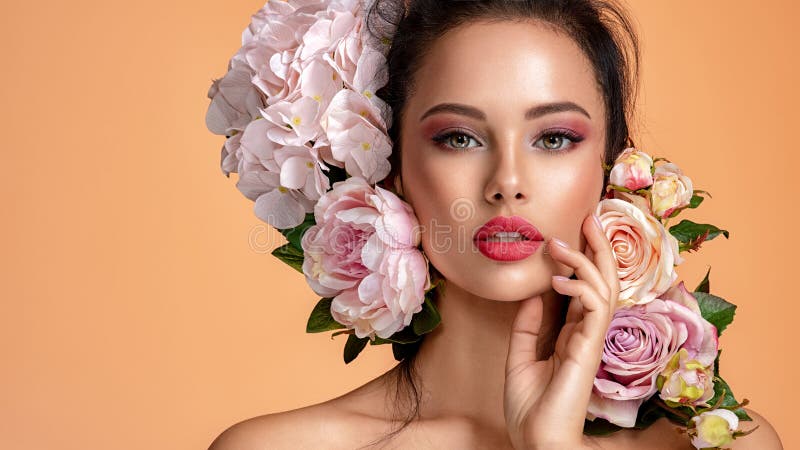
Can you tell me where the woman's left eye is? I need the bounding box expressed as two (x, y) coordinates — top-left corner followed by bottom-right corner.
(534, 130), (584, 152)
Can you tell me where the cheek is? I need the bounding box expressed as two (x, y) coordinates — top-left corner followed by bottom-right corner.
(538, 155), (604, 243)
(402, 149), (480, 225)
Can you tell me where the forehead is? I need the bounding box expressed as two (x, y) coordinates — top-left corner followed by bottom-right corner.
(407, 20), (604, 121)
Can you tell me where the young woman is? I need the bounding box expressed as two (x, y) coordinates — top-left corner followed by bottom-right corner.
(209, 0), (783, 448)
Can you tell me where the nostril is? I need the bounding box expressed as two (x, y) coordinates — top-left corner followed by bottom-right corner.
(493, 193), (502, 200)
(514, 192), (523, 199)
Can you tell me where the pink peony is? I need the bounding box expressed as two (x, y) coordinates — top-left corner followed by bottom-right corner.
(595, 197), (684, 306)
(301, 177), (430, 340)
(608, 147), (654, 191)
(587, 298), (717, 427)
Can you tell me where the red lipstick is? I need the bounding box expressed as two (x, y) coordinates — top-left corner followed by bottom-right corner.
(473, 215), (544, 262)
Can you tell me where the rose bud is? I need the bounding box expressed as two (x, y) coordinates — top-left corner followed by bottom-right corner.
(689, 409), (739, 449)
(609, 147), (654, 191)
(651, 162), (694, 219)
(657, 348), (715, 406)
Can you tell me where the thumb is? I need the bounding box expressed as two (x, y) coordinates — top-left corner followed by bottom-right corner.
(506, 295), (544, 374)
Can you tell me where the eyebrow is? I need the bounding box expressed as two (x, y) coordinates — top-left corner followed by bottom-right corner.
(419, 101), (592, 122)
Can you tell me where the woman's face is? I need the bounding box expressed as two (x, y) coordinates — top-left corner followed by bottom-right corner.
(399, 20), (607, 302)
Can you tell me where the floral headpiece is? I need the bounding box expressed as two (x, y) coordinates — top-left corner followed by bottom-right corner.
(205, 1), (756, 447)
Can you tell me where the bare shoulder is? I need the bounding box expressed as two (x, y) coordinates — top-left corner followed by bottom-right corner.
(729, 408), (783, 449)
(208, 375), (396, 450)
(208, 404), (327, 450)
(207, 401), (386, 450)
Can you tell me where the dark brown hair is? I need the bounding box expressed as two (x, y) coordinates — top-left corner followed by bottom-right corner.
(360, 0), (641, 447)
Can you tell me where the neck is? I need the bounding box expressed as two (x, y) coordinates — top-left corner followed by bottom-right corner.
(404, 279), (567, 432)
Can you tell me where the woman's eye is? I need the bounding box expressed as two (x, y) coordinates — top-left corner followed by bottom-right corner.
(534, 131), (582, 152)
(432, 130), (481, 150)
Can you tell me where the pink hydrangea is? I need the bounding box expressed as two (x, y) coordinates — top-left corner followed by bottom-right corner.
(206, 0), (396, 229)
(301, 177), (430, 340)
(235, 118), (330, 229)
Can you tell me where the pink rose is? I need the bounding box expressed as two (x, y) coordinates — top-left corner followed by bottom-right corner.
(587, 298), (715, 427)
(301, 177), (430, 339)
(595, 198), (684, 306)
(608, 147), (654, 191)
(661, 281), (718, 364)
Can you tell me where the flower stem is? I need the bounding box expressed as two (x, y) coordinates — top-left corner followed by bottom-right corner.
(654, 397), (692, 422)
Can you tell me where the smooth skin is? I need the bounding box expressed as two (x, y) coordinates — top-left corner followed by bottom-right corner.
(209, 19), (783, 450)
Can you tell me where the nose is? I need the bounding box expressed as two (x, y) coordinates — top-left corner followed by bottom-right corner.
(483, 138), (531, 205)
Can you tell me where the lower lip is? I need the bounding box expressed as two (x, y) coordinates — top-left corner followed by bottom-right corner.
(474, 238), (543, 261)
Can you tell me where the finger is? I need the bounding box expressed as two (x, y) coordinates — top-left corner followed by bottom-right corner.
(552, 276), (607, 317)
(584, 239), (595, 262)
(555, 295), (581, 359)
(506, 295), (544, 375)
(544, 277), (611, 428)
(584, 212), (621, 310)
(550, 278), (610, 377)
(547, 232), (610, 302)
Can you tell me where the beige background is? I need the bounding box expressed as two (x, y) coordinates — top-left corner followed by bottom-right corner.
(1, 1), (796, 448)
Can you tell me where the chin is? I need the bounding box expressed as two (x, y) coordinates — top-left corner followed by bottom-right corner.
(471, 279), (549, 302)
(443, 258), (554, 302)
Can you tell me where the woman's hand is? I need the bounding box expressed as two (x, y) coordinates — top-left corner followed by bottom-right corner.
(504, 212), (620, 450)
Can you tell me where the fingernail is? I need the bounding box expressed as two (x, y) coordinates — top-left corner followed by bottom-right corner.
(592, 213), (603, 231)
(553, 275), (570, 282)
(551, 237), (569, 248)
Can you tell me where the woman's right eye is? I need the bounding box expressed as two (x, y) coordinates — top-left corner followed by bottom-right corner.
(431, 129), (482, 150)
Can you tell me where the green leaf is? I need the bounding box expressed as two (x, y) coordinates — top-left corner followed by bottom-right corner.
(688, 193), (705, 209)
(270, 243), (305, 273)
(306, 297), (346, 333)
(412, 295), (442, 335)
(278, 213), (316, 252)
(694, 266), (711, 293)
(583, 418), (622, 436)
(693, 292), (736, 336)
(669, 219), (729, 252)
(343, 334), (369, 364)
(711, 374), (753, 421)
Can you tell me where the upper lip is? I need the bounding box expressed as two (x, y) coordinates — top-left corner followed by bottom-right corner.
(473, 215), (544, 241)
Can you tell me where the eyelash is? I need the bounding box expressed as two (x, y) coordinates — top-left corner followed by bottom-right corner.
(431, 127), (585, 153)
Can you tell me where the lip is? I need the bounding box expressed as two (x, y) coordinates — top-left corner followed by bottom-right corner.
(473, 215), (545, 262)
